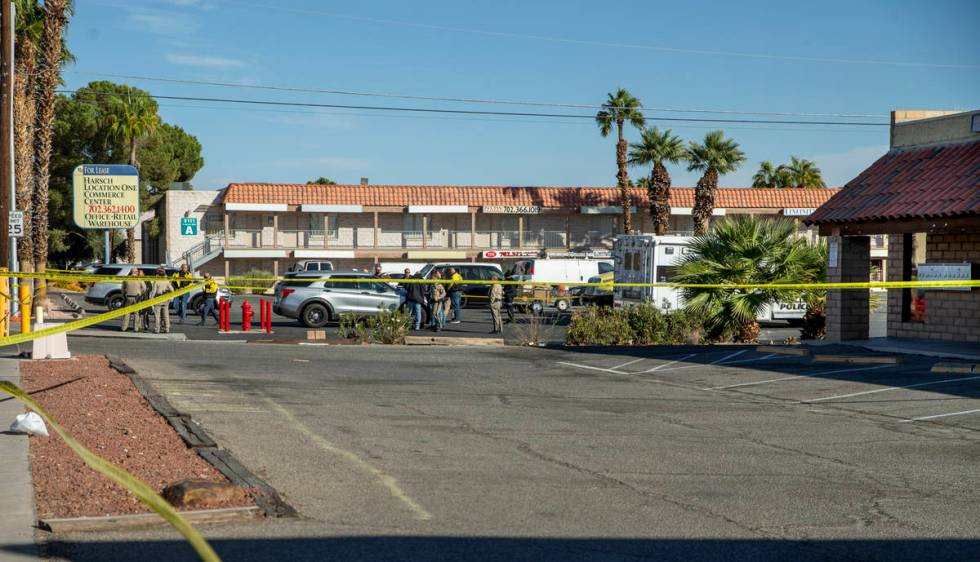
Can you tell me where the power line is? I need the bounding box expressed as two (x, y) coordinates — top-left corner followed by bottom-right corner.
(57, 89), (890, 126)
(213, 0), (979, 70)
(73, 71), (887, 119)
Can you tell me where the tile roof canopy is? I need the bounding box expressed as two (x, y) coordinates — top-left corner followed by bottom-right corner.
(222, 184), (838, 210)
(807, 140), (980, 225)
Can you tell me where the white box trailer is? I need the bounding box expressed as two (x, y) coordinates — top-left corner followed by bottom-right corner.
(612, 234), (805, 322)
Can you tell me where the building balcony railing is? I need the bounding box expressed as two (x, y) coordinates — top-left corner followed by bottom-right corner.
(224, 229), (621, 251)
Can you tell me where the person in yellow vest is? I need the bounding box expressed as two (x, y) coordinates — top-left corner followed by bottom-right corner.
(171, 264), (194, 324)
(198, 272), (221, 325)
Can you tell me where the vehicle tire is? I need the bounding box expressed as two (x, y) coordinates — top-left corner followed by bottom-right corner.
(301, 302), (330, 328)
(106, 293), (124, 311)
(530, 301), (544, 315)
(190, 296), (203, 315)
(555, 299), (570, 312)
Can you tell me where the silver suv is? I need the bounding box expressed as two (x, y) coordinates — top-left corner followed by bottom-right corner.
(83, 264), (231, 313)
(273, 271), (399, 328)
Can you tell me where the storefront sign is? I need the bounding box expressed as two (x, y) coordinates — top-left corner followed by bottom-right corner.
(916, 263), (973, 291)
(783, 208), (817, 216)
(481, 250), (541, 259)
(483, 205), (540, 214)
(72, 164), (140, 229)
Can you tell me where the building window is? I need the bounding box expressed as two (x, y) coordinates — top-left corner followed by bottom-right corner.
(308, 214), (338, 239)
(870, 259), (883, 282)
(902, 233), (927, 323)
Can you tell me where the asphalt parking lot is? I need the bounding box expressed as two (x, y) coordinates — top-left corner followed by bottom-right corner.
(34, 338), (980, 561)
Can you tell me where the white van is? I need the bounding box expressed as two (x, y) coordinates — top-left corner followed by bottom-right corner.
(378, 262), (427, 278)
(512, 259), (613, 284)
(613, 234), (805, 322)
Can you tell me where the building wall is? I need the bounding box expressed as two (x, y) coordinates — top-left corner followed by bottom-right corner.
(887, 232), (980, 343)
(161, 190), (223, 262)
(891, 109), (979, 149)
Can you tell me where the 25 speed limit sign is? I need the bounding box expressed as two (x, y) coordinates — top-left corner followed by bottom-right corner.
(8, 211), (24, 238)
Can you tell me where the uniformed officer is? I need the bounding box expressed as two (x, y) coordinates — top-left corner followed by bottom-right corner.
(120, 269), (146, 332)
(149, 266), (174, 333)
(489, 274), (503, 334)
(171, 264), (194, 324)
(198, 272), (221, 325)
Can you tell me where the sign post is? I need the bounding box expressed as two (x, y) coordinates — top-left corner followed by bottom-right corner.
(72, 164), (140, 264)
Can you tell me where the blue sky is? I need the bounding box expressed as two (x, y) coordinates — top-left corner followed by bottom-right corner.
(68, 0), (979, 189)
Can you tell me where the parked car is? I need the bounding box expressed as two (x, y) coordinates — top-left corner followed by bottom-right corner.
(416, 262), (504, 307)
(83, 264), (231, 314)
(273, 270), (400, 328)
(288, 260), (334, 272)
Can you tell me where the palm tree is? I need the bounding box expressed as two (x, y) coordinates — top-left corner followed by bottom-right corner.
(596, 88), (644, 233)
(32, 0), (70, 304)
(674, 215), (824, 342)
(781, 156), (826, 188)
(13, 0), (44, 279)
(628, 127), (685, 235)
(105, 90), (161, 262)
(751, 160), (789, 188)
(685, 130), (746, 235)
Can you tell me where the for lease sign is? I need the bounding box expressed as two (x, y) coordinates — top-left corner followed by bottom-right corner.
(72, 164), (140, 229)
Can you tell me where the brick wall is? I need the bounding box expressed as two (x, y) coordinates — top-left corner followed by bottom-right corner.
(825, 236), (871, 341)
(887, 232), (980, 343)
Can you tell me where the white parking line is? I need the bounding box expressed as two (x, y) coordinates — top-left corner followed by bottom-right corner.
(609, 358), (646, 370)
(900, 408), (980, 423)
(654, 353), (778, 373)
(640, 353), (697, 373)
(711, 350), (747, 364)
(803, 374), (980, 403)
(557, 361), (626, 375)
(707, 364), (895, 390)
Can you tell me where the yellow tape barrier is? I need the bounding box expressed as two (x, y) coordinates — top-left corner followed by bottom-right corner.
(0, 282), (202, 348)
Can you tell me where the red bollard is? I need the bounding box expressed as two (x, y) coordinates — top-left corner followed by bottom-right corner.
(218, 299), (226, 332)
(263, 300), (273, 333)
(259, 299), (266, 332)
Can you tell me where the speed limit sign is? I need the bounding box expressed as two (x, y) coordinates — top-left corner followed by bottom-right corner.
(8, 211), (24, 238)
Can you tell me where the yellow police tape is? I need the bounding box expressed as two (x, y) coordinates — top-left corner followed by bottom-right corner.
(0, 282), (202, 348)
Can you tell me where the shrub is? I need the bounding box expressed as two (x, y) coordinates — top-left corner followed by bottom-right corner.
(337, 312), (362, 340)
(565, 304), (705, 346)
(231, 268), (274, 295)
(339, 308), (411, 344)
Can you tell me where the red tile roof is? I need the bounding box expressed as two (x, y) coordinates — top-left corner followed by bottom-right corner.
(222, 184), (838, 210)
(807, 140), (980, 224)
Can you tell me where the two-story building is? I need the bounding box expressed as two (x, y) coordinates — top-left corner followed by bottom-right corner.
(146, 183), (838, 276)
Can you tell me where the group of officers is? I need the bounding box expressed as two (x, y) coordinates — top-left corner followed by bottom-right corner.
(119, 264), (220, 333)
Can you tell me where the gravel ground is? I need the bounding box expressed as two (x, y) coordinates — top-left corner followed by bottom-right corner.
(21, 355), (253, 519)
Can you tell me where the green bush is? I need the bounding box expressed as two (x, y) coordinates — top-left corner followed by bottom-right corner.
(231, 268), (275, 295)
(565, 304), (706, 346)
(338, 308), (411, 344)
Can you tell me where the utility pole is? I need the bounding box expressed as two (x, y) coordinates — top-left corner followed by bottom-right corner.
(0, 0), (12, 266)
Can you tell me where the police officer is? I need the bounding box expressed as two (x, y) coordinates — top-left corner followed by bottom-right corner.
(171, 264), (194, 324)
(489, 274), (503, 334)
(149, 266), (174, 334)
(198, 272), (221, 325)
(121, 269), (146, 332)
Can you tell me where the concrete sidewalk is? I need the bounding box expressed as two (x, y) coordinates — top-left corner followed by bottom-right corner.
(809, 337), (980, 362)
(0, 358), (37, 560)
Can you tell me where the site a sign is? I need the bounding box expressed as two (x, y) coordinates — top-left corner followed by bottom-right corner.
(180, 217), (199, 236)
(72, 164), (140, 229)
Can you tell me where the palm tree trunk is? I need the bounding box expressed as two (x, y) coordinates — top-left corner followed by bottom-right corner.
(126, 137), (138, 263)
(692, 167), (718, 235)
(32, 0), (69, 308)
(649, 162), (672, 235)
(615, 121), (632, 233)
(14, 38), (37, 289)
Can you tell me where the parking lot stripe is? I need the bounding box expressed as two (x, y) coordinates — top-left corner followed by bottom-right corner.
(640, 353), (697, 373)
(711, 350), (747, 365)
(557, 362), (626, 375)
(803, 374), (980, 403)
(900, 408), (980, 423)
(707, 364), (895, 390)
(610, 358), (646, 370)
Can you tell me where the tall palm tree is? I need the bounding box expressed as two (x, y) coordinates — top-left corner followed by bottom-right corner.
(595, 88), (644, 233)
(781, 156), (826, 188)
(685, 130), (746, 235)
(675, 215), (824, 342)
(13, 0), (44, 279)
(751, 160), (789, 188)
(628, 126), (685, 235)
(105, 90), (160, 262)
(32, 0), (70, 304)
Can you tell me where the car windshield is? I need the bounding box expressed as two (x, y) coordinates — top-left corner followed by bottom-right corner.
(94, 266), (124, 276)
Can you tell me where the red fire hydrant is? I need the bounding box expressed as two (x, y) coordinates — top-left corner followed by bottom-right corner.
(241, 300), (253, 332)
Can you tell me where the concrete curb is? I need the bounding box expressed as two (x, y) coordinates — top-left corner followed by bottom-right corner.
(405, 335), (505, 346)
(813, 354), (903, 365)
(69, 330), (187, 341)
(40, 506), (260, 533)
(0, 359), (38, 560)
(106, 356), (297, 519)
(756, 345), (810, 356)
(931, 362), (980, 374)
